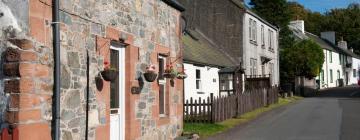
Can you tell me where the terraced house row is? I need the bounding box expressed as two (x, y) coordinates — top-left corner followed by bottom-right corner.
(289, 20), (360, 89)
(0, 0), (281, 140)
(0, 0), (185, 140)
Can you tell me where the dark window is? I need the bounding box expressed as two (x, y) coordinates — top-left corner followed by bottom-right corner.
(159, 84), (165, 115)
(110, 49), (119, 114)
(196, 69), (201, 90)
(330, 69), (333, 83)
(158, 57), (164, 80)
(196, 69), (200, 79)
(158, 56), (166, 116)
(354, 69), (357, 77)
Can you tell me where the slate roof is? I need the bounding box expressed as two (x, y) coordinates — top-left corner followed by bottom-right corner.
(183, 29), (236, 68)
(305, 32), (337, 52)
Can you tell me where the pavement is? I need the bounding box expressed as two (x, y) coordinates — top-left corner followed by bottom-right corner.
(206, 86), (360, 140)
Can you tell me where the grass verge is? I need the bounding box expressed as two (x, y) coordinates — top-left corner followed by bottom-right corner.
(183, 96), (303, 138)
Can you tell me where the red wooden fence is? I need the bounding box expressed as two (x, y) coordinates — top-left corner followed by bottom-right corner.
(184, 87), (279, 123)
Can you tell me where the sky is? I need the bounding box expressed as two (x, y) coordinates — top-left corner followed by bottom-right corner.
(244, 0), (360, 13)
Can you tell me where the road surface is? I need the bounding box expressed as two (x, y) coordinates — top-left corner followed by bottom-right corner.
(206, 86), (360, 140)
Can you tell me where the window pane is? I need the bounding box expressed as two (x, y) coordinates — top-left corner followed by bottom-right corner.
(196, 69), (201, 79)
(110, 49), (119, 111)
(158, 57), (164, 80)
(196, 80), (201, 90)
(159, 84), (165, 115)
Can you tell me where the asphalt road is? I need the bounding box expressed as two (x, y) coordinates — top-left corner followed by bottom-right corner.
(206, 86), (360, 140)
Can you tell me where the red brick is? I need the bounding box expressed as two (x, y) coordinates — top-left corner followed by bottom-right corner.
(5, 111), (19, 124)
(3, 63), (20, 77)
(4, 79), (34, 93)
(9, 94), (20, 109)
(19, 94), (41, 109)
(9, 39), (34, 50)
(20, 51), (38, 61)
(19, 63), (35, 77)
(29, 0), (52, 19)
(4, 48), (20, 62)
(19, 79), (35, 93)
(34, 64), (49, 78)
(106, 26), (119, 40)
(17, 123), (51, 140)
(30, 16), (46, 43)
(18, 109), (41, 121)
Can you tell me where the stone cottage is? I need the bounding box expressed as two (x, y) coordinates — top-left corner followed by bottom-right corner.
(0, 0), (185, 140)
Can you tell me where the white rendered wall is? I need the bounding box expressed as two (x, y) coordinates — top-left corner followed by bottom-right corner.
(349, 57), (360, 84)
(243, 13), (280, 86)
(184, 63), (220, 102)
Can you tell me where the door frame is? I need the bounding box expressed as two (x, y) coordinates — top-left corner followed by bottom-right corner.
(110, 45), (126, 140)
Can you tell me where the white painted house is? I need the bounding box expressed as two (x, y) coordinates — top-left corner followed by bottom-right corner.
(243, 10), (280, 86)
(182, 29), (237, 101)
(289, 20), (360, 89)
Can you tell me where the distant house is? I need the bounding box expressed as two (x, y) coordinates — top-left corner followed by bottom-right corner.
(179, 0), (279, 100)
(183, 29), (238, 101)
(289, 20), (360, 89)
(243, 9), (280, 87)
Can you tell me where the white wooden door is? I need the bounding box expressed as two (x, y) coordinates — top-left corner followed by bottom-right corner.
(110, 45), (126, 140)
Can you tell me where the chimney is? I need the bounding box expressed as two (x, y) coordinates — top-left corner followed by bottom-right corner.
(320, 31), (336, 45)
(289, 20), (305, 34)
(337, 37), (348, 50)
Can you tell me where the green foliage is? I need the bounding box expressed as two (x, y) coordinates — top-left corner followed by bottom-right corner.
(288, 2), (360, 55)
(281, 40), (324, 81)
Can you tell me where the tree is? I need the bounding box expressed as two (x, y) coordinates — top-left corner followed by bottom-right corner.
(321, 3), (360, 55)
(281, 40), (324, 82)
(288, 2), (325, 36)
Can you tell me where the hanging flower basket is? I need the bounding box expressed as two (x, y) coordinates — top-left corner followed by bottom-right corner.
(176, 71), (187, 79)
(144, 64), (158, 82)
(163, 65), (177, 79)
(101, 61), (118, 82)
(101, 69), (117, 82)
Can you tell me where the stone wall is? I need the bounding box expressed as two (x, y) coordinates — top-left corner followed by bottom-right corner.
(57, 0), (183, 140)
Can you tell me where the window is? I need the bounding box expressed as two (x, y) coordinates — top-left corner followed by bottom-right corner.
(261, 25), (265, 47)
(330, 69), (333, 83)
(321, 70), (324, 82)
(196, 69), (201, 90)
(110, 49), (119, 114)
(268, 29), (274, 51)
(261, 64), (265, 76)
(353, 69), (357, 77)
(329, 51), (333, 63)
(337, 70), (341, 79)
(253, 21), (257, 42)
(249, 18), (257, 43)
(219, 74), (233, 91)
(158, 56), (166, 116)
(339, 54), (342, 65)
(250, 58), (257, 76)
(249, 19), (252, 40)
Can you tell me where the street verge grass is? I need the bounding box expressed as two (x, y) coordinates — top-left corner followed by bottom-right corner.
(183, 96), (303, 138)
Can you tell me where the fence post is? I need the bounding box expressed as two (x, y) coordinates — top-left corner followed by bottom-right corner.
(210, 93), (214, 123)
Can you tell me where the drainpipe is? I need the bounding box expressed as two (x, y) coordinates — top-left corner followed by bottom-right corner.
(52, 0), (61, 139)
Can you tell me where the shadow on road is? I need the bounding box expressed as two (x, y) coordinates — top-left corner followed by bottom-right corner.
(315, 86), (360, 98)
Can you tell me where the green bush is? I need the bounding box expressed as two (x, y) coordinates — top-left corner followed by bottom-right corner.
(281, 39), (324, 81)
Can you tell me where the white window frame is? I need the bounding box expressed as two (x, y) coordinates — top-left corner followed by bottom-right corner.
(158, 56), (166, 117)
(261, 25), (265, 47)
(196, 69), (202, 91)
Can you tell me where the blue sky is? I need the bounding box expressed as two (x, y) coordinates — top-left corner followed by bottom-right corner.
(244, 0), (360, 13)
